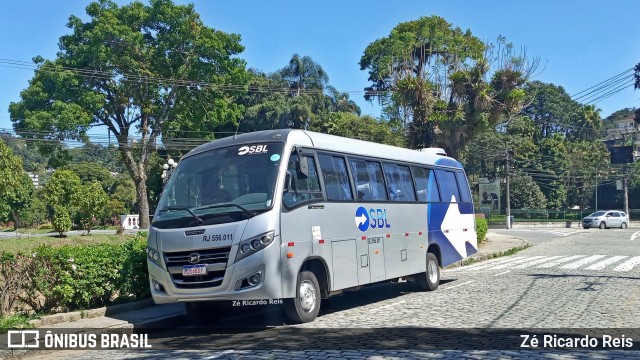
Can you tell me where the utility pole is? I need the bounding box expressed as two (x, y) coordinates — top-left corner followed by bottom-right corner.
(595, 174), (598, 211)
(623, 165), (629, 216)
(505, 145), (512, 229)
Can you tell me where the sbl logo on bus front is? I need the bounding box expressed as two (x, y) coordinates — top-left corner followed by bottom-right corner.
(355, 206), (391, 232)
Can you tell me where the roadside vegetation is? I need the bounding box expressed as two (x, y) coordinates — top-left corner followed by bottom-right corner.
(0, 233), (148, 320)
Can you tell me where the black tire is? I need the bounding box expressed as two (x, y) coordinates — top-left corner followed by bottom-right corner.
(185, 301), (222, 325)
(284, 271), (321, 323)
(621, 222), (628, 229)
(582, 226), (589, 229)
(599, 222), (607, 229)
(416, 252), (440, 291)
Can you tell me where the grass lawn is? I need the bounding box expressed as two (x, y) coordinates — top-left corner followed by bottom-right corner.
(0, 233), (139, 254)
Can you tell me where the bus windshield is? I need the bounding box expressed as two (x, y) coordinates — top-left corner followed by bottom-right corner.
(153, 142), (283, 229)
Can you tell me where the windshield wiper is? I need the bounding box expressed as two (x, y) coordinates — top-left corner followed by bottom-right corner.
(158, 206), (204, 225)
(192, 203), (257, 218)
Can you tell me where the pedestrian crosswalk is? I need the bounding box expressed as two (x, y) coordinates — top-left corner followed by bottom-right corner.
(447, 255), (640, 273)
(516, 229), (579, 237)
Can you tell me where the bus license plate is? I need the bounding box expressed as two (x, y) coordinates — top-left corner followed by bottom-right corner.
(182, 264), (207, 276)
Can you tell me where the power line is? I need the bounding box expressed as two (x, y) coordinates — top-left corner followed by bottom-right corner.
(571, 68), (633, 98)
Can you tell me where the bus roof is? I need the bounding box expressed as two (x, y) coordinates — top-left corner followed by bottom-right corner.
(185, 129), (463, 168)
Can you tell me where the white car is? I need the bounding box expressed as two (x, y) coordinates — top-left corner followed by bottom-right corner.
(582, 210), (629, 229)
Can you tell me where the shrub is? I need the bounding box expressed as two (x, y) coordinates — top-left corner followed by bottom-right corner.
(0, 234), (152, 315)
(116, 235), (150, 302)
(476, 218), (488, 244)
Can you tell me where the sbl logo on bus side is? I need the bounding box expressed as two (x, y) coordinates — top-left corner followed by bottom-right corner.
(355, 206), (391, 232)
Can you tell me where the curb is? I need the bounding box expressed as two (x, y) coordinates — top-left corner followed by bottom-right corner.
(28, 298), (155, 328)
(444, 239), (531, 269)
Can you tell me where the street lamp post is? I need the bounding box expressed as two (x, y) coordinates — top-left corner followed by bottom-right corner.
(161, 158), (177, 185)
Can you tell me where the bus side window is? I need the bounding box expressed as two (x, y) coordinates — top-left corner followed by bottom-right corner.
(283, 154), (323, 208)
(383, 163), (416, 202)
(350, 159), (388, 202)
(412, 167), (439, 202)
(434, 169), (461, 203)
(318, 154), (353, 201)
(455, 171), (472, 203)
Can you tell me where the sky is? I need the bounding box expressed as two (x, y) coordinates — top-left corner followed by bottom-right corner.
(1, 0), (639, 139)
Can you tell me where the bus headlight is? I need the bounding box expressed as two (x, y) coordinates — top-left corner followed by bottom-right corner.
(147, 247), (162, 265)
(235, 231), (275, 262)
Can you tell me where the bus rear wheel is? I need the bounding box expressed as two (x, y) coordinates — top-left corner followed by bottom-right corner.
(284, 271), (321, 323)
(416, 253), (440, 291)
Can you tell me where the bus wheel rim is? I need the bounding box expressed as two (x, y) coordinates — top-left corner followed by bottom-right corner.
(299, 280), (316, 312)
(428, 260), (438, 284)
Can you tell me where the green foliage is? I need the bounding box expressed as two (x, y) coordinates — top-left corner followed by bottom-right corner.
(9, 0), (250, 229)
(72, 181), (109, 234)
(18, 194), (47, 229)
(279, 53), (329, 96)
(359, 16), (529, 156)
(0, 139), (30, 223)
(475, 218), (488, 244)
(43, 170), (82, 211)
(509, 172), (547, 209)
(14, 234), (149, 314)
(310, 113), (406, 146)
(52, 206), (72, 236)
(62, 162), (114, 192)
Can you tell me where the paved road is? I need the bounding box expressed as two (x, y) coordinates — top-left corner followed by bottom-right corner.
(22, 228), (640, 358)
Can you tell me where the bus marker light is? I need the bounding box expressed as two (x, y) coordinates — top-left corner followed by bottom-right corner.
(419, 232), (423, 236)
(374, 250), (380, 255)
(386, 234), (391, 238)
(287, 252), (294, 258)
(405, 233), (409, 237)
(319, 240), (325, 244)
(287, 242), (295, 247)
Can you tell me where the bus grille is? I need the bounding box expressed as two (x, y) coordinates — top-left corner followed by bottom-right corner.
(163, 247), (231, 289)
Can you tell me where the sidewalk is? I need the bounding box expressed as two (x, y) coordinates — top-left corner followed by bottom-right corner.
(3, 230), (528, 358)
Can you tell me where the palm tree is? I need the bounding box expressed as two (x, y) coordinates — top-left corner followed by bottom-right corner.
(279, 54), (329, 96)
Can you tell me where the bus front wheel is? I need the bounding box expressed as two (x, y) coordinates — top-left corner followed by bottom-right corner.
(416, 253), (440, 291)
(284, 271), (321, 323)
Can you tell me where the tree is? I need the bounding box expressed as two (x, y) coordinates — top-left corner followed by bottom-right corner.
(43, 170), (82, 218)
(508, 172), (547, 209)
(324, 86), (361, 115)
(52, 206), (72, 236)
(0, 139), (35, 228)
(360, 17), (532, 157)
(6, 173), (36, 229)
(73, 181), (109, 234)
(521, 81), (604, 141)
(9, 0), (248, 228)
(61, 162), (114, 192)
(279, 54), (329, 97)
(310, 113), (405, 146)
(20, 193), (47, 228)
